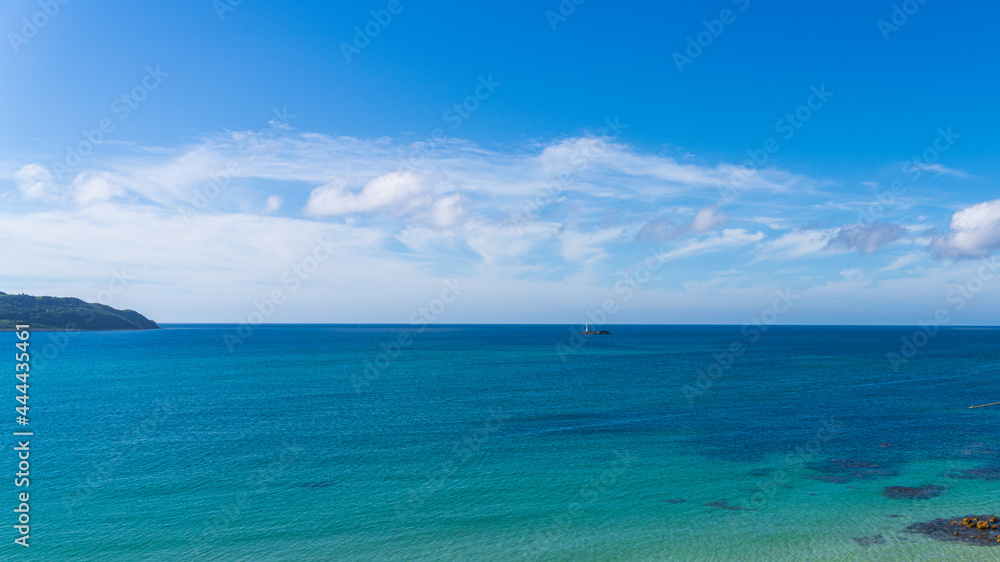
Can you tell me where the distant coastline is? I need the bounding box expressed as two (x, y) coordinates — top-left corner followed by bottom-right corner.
(0, 291), (159, 331)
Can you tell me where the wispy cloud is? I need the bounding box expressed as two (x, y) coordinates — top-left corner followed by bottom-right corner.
(636, 205), (727, 241)
(906, 162), (971, 178)
(12, 130), (821, 220)
(825, 222), (906, 254)
(756, 229), (834, 261)
(878, 252), (925, 272)
(3, 127), (996, 322)
(655, 229), (764, 261)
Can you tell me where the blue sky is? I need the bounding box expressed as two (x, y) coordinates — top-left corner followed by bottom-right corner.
(2, 0), (999, 324)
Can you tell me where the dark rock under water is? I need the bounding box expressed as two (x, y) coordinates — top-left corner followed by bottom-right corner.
(906, 515), (1000, 546)
(806, 457), (899, 483)
(944, 465), (1000, 480)
(882, 485), (946, 499)
(852, 534), (886, 547)
(705, 501), (754, 511)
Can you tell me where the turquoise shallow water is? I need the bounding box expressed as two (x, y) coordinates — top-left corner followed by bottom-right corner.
(5, 325), (1000, 560)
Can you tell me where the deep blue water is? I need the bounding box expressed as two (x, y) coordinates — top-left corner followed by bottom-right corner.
(5, 325), (1000, 560)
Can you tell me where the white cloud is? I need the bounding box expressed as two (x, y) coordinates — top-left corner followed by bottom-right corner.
(558, 227), (624, 270)
(656, 229), (764, 261)
(907, 162), (970, 178)
(636, 205), (726, 241)
(691, 205), (726, 232)
(680, 273), (748, 292)
(825, 222), (906, 254)
(264, 195), (283, 214)
(536, 138), (809, 196)
(304, 171), (431, 217)
(840, 268), (865, 282)
(932, 199), (1000, 259)
(879, 252), (925, 272)
(11, 127), (990, 323)
(37, 130), (820, 225)
(73, 175), (123, 205)
(14, 164), (56, 201)
(757, 229), (834, 261)
(461, 220), (558, 264)
(14, 165), (125, 206)
(747, 216), (793, 231)
(108, 145), (225, 207)
(0, 203), (412, 321)
(429, 194), (464, 229)
(758, 222), (909, 261)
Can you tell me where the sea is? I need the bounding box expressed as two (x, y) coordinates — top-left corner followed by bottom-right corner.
(7, 324), (1000, 561)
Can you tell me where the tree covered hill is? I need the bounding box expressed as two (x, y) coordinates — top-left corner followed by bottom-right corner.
(0, 292), (159, 331)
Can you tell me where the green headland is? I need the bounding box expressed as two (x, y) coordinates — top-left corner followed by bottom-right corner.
(0, 292), (159, 331)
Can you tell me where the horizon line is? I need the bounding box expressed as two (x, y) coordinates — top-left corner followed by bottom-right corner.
(151, 322), (1000, 328)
